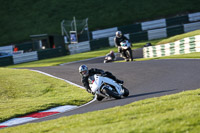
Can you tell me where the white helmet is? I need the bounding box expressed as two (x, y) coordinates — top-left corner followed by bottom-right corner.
(79, 64), (89, 77)
(116, 31), (122, 38)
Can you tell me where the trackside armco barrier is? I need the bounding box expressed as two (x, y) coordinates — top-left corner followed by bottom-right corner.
(143, 35), (200, 58)
(0, 45), (13, 54)
(91, 12), (200, 40)
(68, 41), (90, 54)
(141, 19), (166, 31)
(188, 12), (200, 22)
(147, 28), (167, 40)
(92, 27), (117, 39)
(12, 51), (38, 64)
(184, 21), (200, 33)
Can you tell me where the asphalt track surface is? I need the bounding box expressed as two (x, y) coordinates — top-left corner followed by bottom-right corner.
(17, 58), (200, 125)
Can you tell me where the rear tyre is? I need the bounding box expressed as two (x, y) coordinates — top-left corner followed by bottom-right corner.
(103, 87), (121, 99)
(96, 95), (104, 101)
(123, 87), (129, 97)
(126, 49), (132, 61)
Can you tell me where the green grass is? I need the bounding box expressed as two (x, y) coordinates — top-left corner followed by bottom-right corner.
(1, 30), (200, 132)
(0, 68), (93, 122)
(1, 0), (200, 45)
(157, 30), (200, 45)
(2, 88), (200, 133)
(136, 52), (200, 62)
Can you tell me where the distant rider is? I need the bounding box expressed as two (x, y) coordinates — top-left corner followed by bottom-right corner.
(114, 31), (133, 61)
(105, 51), (115, 61)
(79, 64), (123, 94)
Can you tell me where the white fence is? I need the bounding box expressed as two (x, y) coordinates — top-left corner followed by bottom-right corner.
(141, 19), (166, 31)
(143, 35), (200, 58)
(147, 28), (167, 40)
(189, 12), (200, 22)
(68, 41), (90, 54)
(92, 27), (117, 39)
(108, 36), (115, 47)
(184, 21), (200, 33)
(0, 45), (13, 54)
(13, 51), (38, 64)
(91, 12), (200, 40)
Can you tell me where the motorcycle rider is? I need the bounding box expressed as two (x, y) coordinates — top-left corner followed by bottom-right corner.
(104, 51), (115, 63)
(114, 31), (133, 61)
(79, 64), (124, 94)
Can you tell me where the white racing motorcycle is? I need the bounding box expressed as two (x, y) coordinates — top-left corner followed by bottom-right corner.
(120, 40), (133, 61)
(120, 40), (131, 49)
(88, 74), (129, 101)
(104, 55), (114, 63)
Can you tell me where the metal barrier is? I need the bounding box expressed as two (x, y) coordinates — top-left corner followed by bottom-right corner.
(68, 41), (90, 54)
(189, 12), (200, 22)
(184, 21), (200, 33)
(12, 51), (38, 64)
(141, 19), (166, 31)
(92, 27), (117, 39)
(0, 46), (13, 54)
(148, 28), (167, 40)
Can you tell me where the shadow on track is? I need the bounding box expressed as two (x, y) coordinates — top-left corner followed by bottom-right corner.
(97, 89), (177, 103)
(127, 89), (177, 99)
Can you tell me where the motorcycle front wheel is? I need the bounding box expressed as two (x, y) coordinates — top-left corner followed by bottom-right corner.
(125, 49), (132, 60)
(96, 94), (104, 101)
(122, 86), (129, 97)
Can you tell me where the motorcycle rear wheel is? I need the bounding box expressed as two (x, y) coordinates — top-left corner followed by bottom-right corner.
(103, 87), (121, 99)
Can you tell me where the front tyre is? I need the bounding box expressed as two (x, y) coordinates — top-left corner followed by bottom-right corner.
(126, 49), (132, 60)
(123, 86), (129, 97)
(104, 59), (108, 63)
(96, 94), (104, 101)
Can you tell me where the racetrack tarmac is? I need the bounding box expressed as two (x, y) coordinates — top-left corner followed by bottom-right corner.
(16, 59), (200, 125)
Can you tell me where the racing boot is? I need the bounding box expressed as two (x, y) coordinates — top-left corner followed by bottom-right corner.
(125, 58), (129, 62)
(116, 79), (124, 84)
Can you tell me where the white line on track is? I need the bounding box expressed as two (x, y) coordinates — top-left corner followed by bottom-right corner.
(59, 56), (105, 65)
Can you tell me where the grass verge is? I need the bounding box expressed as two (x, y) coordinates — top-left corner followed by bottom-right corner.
(0, 68), (93, 123)
(2, 88), (200, 133)
(157, 30), (200, 45)
(1, 30), (200, 132)
(136, 52), (200, 62)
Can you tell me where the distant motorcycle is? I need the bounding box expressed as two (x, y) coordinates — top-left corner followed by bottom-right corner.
(104, 51), (115, 63)
(120, 40), (133, 61)
(104, 55), (114, 63)
(88, 74), (129, 101)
